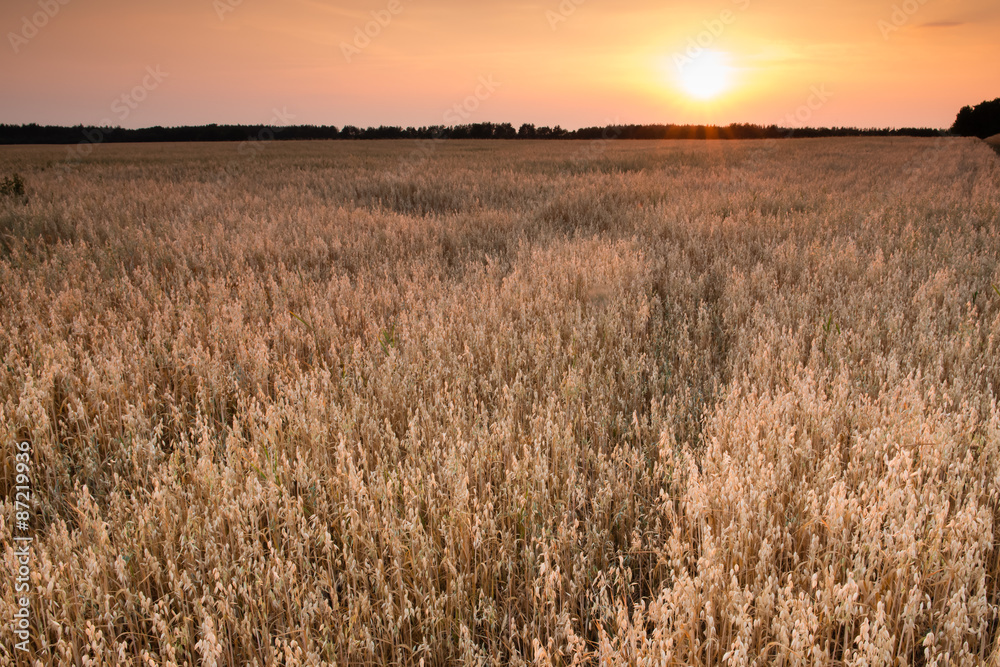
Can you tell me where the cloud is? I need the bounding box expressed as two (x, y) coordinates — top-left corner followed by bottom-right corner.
(919, 21), (964, 28)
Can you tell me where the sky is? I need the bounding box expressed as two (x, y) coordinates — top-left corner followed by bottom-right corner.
(1, 0), (998, 130)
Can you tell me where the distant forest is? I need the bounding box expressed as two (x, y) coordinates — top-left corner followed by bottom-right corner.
(0, 122), (946, 145)
(950, 98), (1000, 139)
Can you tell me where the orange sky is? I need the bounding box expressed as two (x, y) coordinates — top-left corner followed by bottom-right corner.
(2, 0), (998, 129)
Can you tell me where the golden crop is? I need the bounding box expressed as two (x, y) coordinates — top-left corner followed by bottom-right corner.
(1, 138), (999, 665)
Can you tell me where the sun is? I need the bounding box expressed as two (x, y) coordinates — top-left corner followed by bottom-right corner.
(678, 51), (732, 100)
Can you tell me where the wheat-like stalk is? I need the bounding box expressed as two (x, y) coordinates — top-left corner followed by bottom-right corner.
(0, 137), (998, 665)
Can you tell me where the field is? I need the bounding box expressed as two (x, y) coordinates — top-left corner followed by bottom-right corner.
(987, 135), (1000, 156)
(1, 137), (999, 666)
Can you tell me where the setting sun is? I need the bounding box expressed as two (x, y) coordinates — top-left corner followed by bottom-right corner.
(678, 50), (732, 100)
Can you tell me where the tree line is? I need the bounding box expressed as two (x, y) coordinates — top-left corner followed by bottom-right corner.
(950, 98), (1000, 139)
(0, 122), (944, 145)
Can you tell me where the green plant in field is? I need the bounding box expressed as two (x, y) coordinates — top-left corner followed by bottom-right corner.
(0, 173), (26, 201)
(289, 310), (314, 335)
(290, 309), (336, 370)
(823, 313), (840, 335)
(378, 322), (397, 355)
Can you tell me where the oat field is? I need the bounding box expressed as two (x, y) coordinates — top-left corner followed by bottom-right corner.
(1, 138), (999, 666)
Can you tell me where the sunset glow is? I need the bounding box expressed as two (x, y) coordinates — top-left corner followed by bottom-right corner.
(1, 0), (998, 129)
(677, 51), (732, 100)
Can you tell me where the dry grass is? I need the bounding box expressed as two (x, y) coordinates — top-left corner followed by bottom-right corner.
(1, 137), (999, 665)
(986, 134), (1000, 156)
